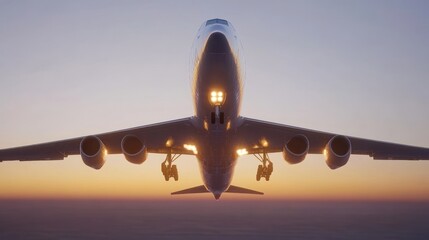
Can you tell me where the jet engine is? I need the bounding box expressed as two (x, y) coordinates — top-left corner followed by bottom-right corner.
(324, 135), (351, 169)
(80, 136), (107, 169)
(121, 135), (147, 164)
(283, 135), (309, 164)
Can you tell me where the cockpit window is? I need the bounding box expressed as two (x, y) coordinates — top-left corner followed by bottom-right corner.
(206, 18), (228, 26)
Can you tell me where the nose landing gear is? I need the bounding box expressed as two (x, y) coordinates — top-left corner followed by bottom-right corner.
(211, 106), (225, 125)
(161, 151), (181, 181)
(255, 151), (273, 181)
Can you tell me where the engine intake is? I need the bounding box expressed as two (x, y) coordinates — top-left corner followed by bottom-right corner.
(121, 135), (147, 164)
(80, 136), (107, 169)
(283, 135), (309, 164)
(324, 135), (351, 169)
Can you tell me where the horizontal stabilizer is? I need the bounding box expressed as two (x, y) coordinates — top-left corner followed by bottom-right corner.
(226, 185), (264, 195)
(171, 185), (209, 195)
(171, 185), (263, 196)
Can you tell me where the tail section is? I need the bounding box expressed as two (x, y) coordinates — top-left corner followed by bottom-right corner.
(171, 185), (263, 199)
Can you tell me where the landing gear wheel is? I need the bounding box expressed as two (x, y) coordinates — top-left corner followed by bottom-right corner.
(161, 163), (167, 173)
(253, 150), (273, 181)
(256, 165), (262, 181)
(268, 162), (273, 173)
(172, 165), (178, 181)
(161, 150), (182, 182)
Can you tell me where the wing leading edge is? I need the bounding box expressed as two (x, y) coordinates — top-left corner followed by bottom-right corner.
(0, 117), (198, 161)
(236, 117), (429, 160)
(2, 116), (428, 162)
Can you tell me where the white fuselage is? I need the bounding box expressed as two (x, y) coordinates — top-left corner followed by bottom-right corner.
(191, 19), (244, 196)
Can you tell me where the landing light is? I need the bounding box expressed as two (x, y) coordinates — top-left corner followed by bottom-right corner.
(184, 144), (198, 154)
(236, 148), (248, 156)
(210, 91), (225, 105)
(166, 138), (173, 147)
(260, 139), (269, 148)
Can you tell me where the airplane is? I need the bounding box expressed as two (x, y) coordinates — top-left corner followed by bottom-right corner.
(1, 18), (429, 200)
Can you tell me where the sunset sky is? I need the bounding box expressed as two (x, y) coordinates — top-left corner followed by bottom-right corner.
(0, 1), (428, 201)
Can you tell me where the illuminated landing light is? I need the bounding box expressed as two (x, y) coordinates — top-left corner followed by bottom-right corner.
(323, 149), (327, 158)
(260, 139), (269, 148)
(209, 90), (225, 105)
(166, 138), (173, 147)
(184, 144), (198, 154)
(236, 148), (248, 156)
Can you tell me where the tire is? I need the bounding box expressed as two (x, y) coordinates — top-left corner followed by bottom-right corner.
(256, 165), (262, 181)
(219, 112), (225, 124)
(268, 163), (273, 173)
(161, 163), (166, 173)
(211, 112), (216, 124)
(172, 165), (178, 181)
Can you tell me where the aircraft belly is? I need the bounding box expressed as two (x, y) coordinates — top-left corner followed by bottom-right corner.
(196, 133), (237, 193)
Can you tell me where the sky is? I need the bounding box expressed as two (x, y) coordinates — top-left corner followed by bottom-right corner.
(0, 0), (428, 201)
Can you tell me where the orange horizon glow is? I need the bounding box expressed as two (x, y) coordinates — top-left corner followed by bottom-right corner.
(1, 153), (429, 201)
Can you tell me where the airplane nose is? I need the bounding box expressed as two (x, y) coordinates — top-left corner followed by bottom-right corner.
(205, 32), (230, 54)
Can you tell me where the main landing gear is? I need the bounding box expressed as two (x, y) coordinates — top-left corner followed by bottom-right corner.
(254, 151), (273, 181)
(161, 151), (181, 181)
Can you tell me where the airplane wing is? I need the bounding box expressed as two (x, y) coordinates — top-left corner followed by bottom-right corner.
(236, 117), (429, 160)
(0, 117), (198, 161)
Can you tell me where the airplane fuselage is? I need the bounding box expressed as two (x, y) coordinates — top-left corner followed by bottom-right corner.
(191, 20), (244, 196)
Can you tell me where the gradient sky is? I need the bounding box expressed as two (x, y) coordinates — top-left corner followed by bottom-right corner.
(0, 0), (428, 201)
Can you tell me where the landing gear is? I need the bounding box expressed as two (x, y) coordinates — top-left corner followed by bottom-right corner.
(254, 151), (273, 181)
(256, 165), (262, 181)
(210, 106), (225, 125)
(172, 165), (178, 181)
(161, 151), (181, 181)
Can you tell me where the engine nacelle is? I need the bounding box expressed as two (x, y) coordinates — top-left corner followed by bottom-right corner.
(80, 136), (107, 170)
(283, 135), (309, 164)
(121, 135), (147, 164)
(324, 135), (352, 169)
